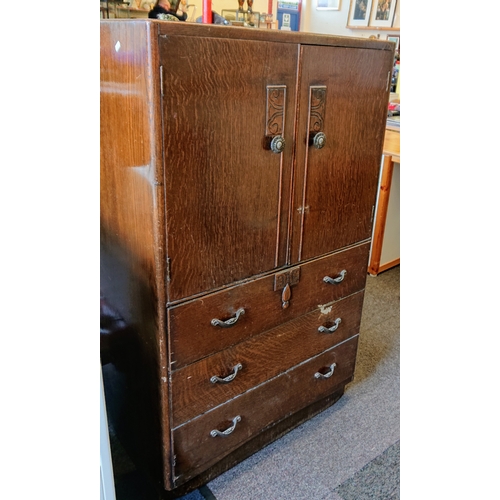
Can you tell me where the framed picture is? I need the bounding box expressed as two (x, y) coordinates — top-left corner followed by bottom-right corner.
(369, 0), (397, 28)
(317, 0), (341, 10)
(387, 35), (399, 51)
(347, 0), (373, 26)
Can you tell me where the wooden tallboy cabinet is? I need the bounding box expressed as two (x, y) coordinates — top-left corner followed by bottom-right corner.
(100, 20), (394, 497)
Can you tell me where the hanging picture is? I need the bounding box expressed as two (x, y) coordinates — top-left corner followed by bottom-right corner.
(317, 0), (341, 10)
(369, 0), (397, 28)
(387, 35), (399, 52)
(347, 0), (373, 27)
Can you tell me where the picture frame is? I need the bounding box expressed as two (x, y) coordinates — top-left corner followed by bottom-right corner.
(347, 0), (373, 27)
(369, 0), (397, 28)
(387, 35), (399, 51)
(316, 0), (341, 10)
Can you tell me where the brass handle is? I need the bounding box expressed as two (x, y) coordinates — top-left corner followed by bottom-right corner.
(211, 308), (245, 328)
(210, 415), (242, 437)
(270, 135), (286, 154)
(210, 363), (243, 384)
(323, 270), (347, 285)
(312, 131), (326, 149)
(318, 318), (341, 334)
(314, 363), (336, 380)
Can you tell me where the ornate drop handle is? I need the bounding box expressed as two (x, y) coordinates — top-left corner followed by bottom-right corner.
(314, 363), (336, 380)
(318, 318), (341, 334)
(323, 270), (347, 285)
(210, 363), (243, 384)
(211, 308), (245, 328)
(210, 415), (242, 437)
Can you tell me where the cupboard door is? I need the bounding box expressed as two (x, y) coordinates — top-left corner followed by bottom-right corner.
(159, 36), (298, 301)
(291, 45), (393, 263)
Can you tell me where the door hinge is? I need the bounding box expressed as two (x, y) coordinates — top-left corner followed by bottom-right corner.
(386, 71), (391, 92)
(166, 257), (171, 282)
(160, 65), (164, 97)
(371, 204), (375, 223)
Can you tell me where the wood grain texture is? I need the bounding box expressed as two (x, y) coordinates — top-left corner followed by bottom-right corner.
(160, 35), (298, 302)
(99, 20), (395, 494)
(100, 20), (172, 489)
(291, 45), (394, 263)
(155, 20), (395, 51)
(368, 128), (400, 275)
(368, 154), (394, 276)
(171, 291), (364, 427)
(172, 336), (359, 485)
(168, 242), (370, 368)
(156, 387), (346, 498)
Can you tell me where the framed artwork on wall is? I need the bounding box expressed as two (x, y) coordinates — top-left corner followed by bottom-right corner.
(317, 0), (341, 10)
(387, 35), (400, 51)
(369, 0), (398, 28)
(347, 0), (373, 26)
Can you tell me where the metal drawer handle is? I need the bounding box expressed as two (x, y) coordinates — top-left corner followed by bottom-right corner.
(323, 270), (347, 285)
(318, 318), (341, 334)
(210, 363), (243, 384)
(314, 363), (337, 380)
(211, 308), (245, 328)
(210, 415), (242, 437)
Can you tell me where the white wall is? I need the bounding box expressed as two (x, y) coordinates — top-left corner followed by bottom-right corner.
(302, 0), (399, 38)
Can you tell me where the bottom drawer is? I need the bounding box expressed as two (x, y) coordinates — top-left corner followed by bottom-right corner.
(172, 335), (359, 485)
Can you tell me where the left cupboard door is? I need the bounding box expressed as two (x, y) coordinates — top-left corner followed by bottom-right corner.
(160, 36), (298, 302)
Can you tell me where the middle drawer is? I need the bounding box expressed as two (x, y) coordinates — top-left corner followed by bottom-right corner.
(171, 290), (364, 428)
(168, 242), (370, 369)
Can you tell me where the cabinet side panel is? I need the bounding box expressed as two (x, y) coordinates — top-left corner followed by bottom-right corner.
(100, 20), (171, 490)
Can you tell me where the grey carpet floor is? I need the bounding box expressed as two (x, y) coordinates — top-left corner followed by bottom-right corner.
(110, 265), (400, 500)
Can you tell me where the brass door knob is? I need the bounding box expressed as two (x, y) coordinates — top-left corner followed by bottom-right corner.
(312, 132), (326, 149)
(270, 135), (286, 154)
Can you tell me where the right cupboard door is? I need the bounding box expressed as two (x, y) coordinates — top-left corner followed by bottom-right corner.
(290, 45), (393, 263)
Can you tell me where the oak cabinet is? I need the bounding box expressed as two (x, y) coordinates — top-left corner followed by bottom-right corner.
(100, 19), (393, 497)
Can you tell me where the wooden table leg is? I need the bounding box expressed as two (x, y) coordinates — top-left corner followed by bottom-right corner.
(368, 154), (394, 276)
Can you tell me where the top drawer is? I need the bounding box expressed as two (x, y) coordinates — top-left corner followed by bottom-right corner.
(168, 242), (370, 368)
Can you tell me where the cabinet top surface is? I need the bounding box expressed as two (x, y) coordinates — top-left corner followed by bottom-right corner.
(100, 19), (394, 51)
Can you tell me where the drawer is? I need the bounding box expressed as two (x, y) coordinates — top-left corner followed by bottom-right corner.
(172, 335), (359, 485)
(168, 242), (370, 368)
(171, 290), (364, 427)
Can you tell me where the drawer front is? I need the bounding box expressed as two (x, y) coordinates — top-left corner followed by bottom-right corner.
(171, 291), (364, 427)
(168, 242), (369, 368)
(172, 336), (359, 485)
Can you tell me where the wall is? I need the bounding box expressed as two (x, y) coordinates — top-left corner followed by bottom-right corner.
(302, 0), (399, 38)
